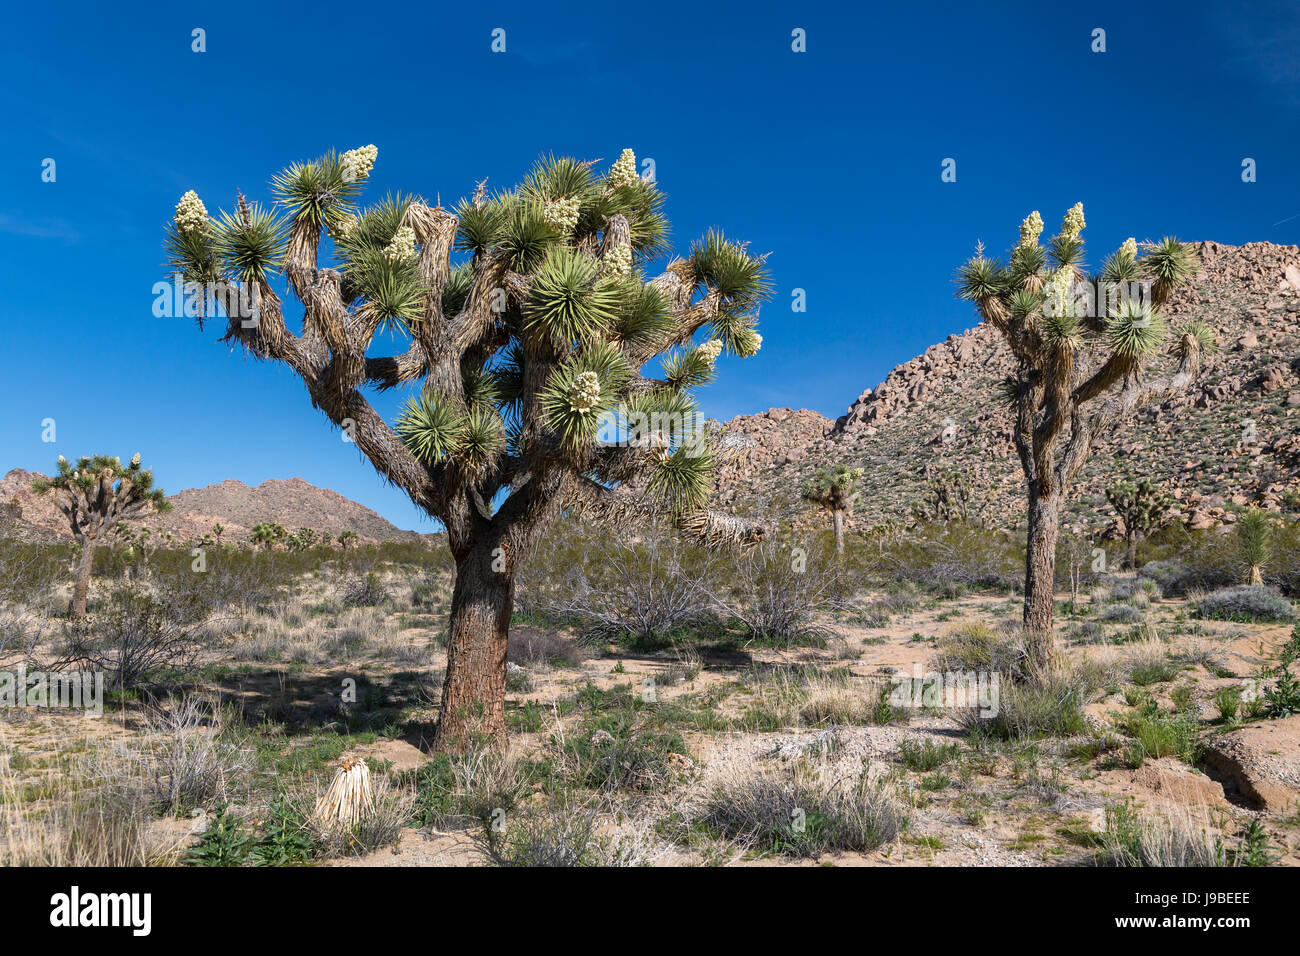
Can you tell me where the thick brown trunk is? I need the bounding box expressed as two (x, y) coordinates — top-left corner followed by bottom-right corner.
(832, 509), (845, 555)
(1022, 490), (1060, 675)
(72, 539), (94, 618)
(1126, 533), (1139, 571)
(433, 544), (513, 752)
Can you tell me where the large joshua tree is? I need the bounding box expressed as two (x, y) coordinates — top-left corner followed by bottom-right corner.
(957, 204), (1211, 672)
(165, 146), (768, 750)
(32, 455), (171, 617)
(802, 465), (863, 554)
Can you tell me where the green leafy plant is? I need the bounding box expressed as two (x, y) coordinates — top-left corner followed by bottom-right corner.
(1264, 663), (1300, 719)
(184, 805), (254, 867)
(252, 797), (319, 866)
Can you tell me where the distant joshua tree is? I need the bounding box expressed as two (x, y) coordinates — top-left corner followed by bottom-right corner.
(288, 527), (320, 551)
(250, 522), (287, 551)
(336, 529), (359, 550)
(911, 470), (975, 525)
(32, 455), (170, 617)
(802, 465), (863, 554)
(165, 145), (768, 750)
(211, 522), (225, 546)
(958, 204), (1208, 672)
(1105, 477), (1174, 570)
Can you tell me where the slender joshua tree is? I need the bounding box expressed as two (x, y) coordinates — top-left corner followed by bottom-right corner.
(802, 465), (863, 554)
(957, 204), (1210, 673)
(32, 454), (171, 617)
(165, 146), (768, 750)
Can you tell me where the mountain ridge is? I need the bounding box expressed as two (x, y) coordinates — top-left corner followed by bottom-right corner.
(0, 470), (430, 545)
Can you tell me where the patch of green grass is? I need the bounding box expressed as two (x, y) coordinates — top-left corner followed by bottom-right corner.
(898, 738), (959, 772)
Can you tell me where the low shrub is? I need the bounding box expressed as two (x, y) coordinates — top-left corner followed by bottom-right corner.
(1098, 800), (1227, 867)
(1140, 559), (1195, 597)
(342, 572), (388, 608)
(693, 761), (906, 857)
(1196, 586), (1294, 623)
(961, 672), (1089, 740)
(1099, 603), (1143, 624)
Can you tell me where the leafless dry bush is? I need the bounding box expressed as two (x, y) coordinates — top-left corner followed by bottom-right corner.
(93, 693), (253, 814)
(529, 525), (720, 646)
(711, 540), (847, 646)
(57, 585), (222, 691)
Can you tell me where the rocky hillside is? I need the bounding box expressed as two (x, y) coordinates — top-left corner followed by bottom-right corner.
(0, 471), (427, 545)
(713, 241), (1300, 537)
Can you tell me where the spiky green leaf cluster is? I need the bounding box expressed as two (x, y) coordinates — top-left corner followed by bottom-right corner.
(1142, 236), (1197, 307)
(647, 445), (715, 516)
(1105, 301), (1168, 359)
(164, 221), (222, 285)
(31, 454), (171, 513)
(348, 247), (426, 333)
(524, 246), (620, 349)
(270, 151), (363, 233)
(212, 204), (288, 285)
(662, 343), (720, 390)
(394, 392), (505, 471)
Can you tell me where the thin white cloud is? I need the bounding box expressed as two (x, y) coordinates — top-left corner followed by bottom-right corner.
(0, 213), (80, 242)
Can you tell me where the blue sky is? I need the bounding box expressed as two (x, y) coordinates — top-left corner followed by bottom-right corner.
(2, 1), (1297, 531)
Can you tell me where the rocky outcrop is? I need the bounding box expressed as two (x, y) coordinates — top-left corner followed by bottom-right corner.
(710, 408), (833, 487)
(714, 241), (1300, 532)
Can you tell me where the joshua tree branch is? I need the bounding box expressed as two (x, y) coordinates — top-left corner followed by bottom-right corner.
(564, 474), (764, 548)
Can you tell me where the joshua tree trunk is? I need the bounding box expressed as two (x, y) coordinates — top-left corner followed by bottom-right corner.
(832, 509), (845, 555)
(72, 538), (94, 618)
(1125, 532), (1140, 571)
(1023, 489), (1060, 672)
(435, 545), (514, 750)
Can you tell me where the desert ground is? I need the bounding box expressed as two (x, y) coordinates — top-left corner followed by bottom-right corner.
(2, 525), (1297, 868)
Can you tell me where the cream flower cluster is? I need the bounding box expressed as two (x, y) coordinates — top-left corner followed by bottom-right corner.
(129, 453), (141, 468)
(600, 241), (633, 279)
(1061, 202), (1086, 241)
(340, 145), (378, 182)
(174, 191), (209, 235)
(1120, 237), (1137, 259)
(543, 197), (581, 236)
(331, 214), (358, 242)
(734, 329), (763, 357)
(697, 339), (724, 364)
(1019, 210), (1043, 247)
(609, 149), (638, 189)
(1045, 265), (1078, 318)
(384, 225), (417, 262)
(568, 371), (602, 412)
